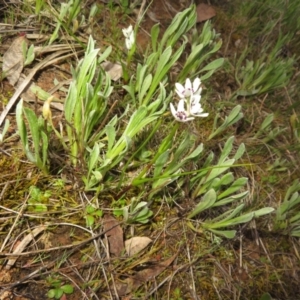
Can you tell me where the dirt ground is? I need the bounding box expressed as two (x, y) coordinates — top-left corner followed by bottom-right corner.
(1, 0), (300, 299)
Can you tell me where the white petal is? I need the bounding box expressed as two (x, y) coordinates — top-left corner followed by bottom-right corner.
(176, 113), (195, 122)
(192, 107), (209, 117)
(170, 101), (194, 122)
(122, 25), (133, 38)
(192, 78), (201, 93)
(181, 116), (195, 122)
(198, 112), (209, 118)
(175, 82), (185, 98)
(177, 99), (186, 111)
(191, 103), (202, 115)
(185, 78), (192, 90)
(170, 103), (178, 117)
(129, 32), (135, 44)
(191, 94), (201, 104)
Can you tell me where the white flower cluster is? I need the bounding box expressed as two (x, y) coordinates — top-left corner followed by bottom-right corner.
(122, 25), (135, 50)
(170, 78), (209, 122)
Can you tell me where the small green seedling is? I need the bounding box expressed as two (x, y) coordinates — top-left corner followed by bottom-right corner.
(28, 186), (50, 212)
(84, 205), (103, 227)
(123, 200), (153, 224)
(47, 276), (74, 299)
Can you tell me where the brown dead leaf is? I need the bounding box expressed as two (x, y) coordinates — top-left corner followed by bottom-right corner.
(3, 35), (27, 86)
(103, 215), (124, 256)
(101, 61), (123, 81)
(125, 237), (152, 257)
(116, 252), (178, 296)
(196, 3), (216, 23)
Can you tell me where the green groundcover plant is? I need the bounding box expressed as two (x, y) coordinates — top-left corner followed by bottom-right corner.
(15, 5), (275, 238)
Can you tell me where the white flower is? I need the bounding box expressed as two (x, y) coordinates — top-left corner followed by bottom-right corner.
(122, 25), (135, 50)
(170, 78), (209, 122)
(170, 99), (195, 122)
(190, 94), (209, 117)
(175, 78), (202, 98)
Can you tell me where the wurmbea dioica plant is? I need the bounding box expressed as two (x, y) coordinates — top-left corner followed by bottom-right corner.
(275, 179), (300, 237)
(122, 24), (136, 81)
(122, 24), (135, 50)
(15, 5), (274, 236)
(170, 78), (209, 122)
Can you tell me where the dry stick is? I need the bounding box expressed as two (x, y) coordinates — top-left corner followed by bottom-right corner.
(0, 50), (78, 127)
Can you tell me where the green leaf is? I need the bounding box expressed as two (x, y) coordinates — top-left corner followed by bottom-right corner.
(47, 289), (56, 298)
(151, 23), (160, 52)
(106, 124), (116, 151)
(234, 143), (245, 160)
(199, 58), (224, 72)
(95, 209), (103, 217)
(218, 178), (248, 199)
(185, 143), (204, 160)
(209, 106), (243, 140)
(24, 44), (35, 66)
(153, 151), (170, 178)
(219, 136), (234, 163)
(206, 159), (235, 183)
(216, 191), (248, 206)
(85, 215), (95, 227)
(40, 130), (48, 168)
(139, 73), (152, 102)
(208, 212), (254, 229)
(291, 226), (300, 237)
(209, 204), (245, 224)
(218, 173), (235, 186)
(34, 203), (47, 212)
(16, 100), (28, 150)
(160, 6), (193, 49)
(88, 143), (100, 174)
(180, 43), (204, 78)
(155, 46), (172, 75)
(284, 179), (300, 202)
(98, 45), (112, 63)
(188, 189), (217, 218)
(23, 107), (43, 165)
(253, 207), (274, 217)
(54, 289), (63, 299)
(86, 205), (95, 214)
(290, 212), (300, 223)
(200, 69), (216, 81)
(136, 64), (147, 92)
(61, 285), (74, 294)
(209, 229), (237, 239)
(260, 114), (274, 132)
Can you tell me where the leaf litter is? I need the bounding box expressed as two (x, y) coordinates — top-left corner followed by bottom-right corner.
(2, 35), (27, 86)
(115, 252), (178, 296)
(125, 236), (152, 257)
(196, 3), (216, 23)
(103, 214), (124, 256)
